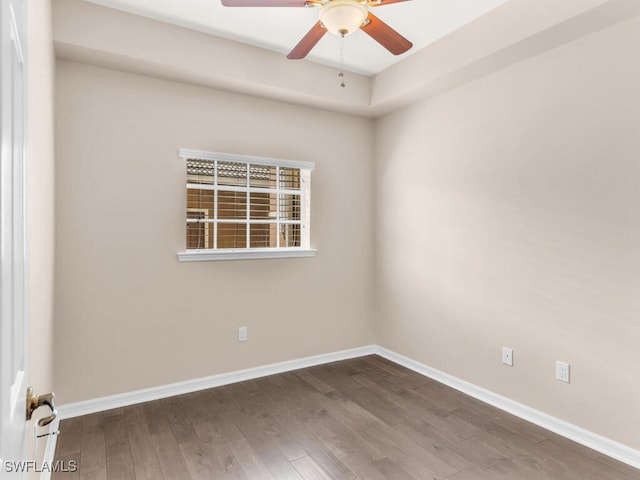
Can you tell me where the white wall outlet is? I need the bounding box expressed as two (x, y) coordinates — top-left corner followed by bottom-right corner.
(556, 361), (570, 383)
(502, 347), (513, 366)
(238, 326), (248, 342)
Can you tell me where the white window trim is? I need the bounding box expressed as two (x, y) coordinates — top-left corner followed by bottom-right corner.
(177, 248), (318, 262)
(179, 149), (315, 171)
(178, 149), (316, 262)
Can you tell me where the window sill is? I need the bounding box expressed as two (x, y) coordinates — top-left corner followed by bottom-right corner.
(177, 248), (318, 262)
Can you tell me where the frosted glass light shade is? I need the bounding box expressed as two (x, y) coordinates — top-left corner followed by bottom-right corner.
(319, 0), (368, 37)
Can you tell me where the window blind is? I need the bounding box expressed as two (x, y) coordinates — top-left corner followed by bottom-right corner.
(183, 151), (312, 252)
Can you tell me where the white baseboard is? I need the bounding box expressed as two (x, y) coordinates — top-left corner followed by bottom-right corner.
(374, 346), (640, 470)
(57, 345), (377, 419)
(55, 344), (639, 470)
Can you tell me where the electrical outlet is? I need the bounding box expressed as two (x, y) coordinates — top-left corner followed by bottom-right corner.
(238, 326), (248, 342)
(556, 361), (570, 383)
(502, 347), (513, 366)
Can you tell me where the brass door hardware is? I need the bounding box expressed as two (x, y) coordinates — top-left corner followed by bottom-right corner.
(26, 387), (57, 427)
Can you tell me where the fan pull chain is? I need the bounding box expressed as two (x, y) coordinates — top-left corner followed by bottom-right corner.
(339, 35), (346, 88)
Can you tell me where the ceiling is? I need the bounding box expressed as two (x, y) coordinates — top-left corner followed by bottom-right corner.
(82, 0), (509, 76)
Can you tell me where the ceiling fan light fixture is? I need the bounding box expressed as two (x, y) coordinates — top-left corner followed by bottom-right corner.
(319, 0), (368, 37)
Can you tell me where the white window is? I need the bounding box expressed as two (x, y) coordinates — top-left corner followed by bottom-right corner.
(177, 149), (316, 261)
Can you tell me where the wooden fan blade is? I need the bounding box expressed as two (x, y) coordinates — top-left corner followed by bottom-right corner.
(360, 12), (412, 55)
(221, 0), (308, 6)
(287, 21), (326, 59)
(369, 0), (411, 6)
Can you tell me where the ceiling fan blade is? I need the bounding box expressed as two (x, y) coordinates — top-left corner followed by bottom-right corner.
(368, 0), (411, 6)
(287, 21), (326, 59)
(221, 0), (308, 6)
(360, 12), (412, 55)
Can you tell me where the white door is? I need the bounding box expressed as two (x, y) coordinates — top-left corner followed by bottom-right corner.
(0, 0), (28, 476)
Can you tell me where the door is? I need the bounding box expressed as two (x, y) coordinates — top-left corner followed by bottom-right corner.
(0, 0), (28, 475)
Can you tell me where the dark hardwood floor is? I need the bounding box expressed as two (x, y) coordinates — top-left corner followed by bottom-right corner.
(53, 355), (639, 479)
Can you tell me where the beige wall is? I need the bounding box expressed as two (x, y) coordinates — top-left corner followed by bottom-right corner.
(54, 60), (375, 403)
(374, 16), (640, 450)
(29, 0), (55, 399)
(27, 0), (55, 471)
(53, 0), (372, 117)
(28, 0), (56, 397)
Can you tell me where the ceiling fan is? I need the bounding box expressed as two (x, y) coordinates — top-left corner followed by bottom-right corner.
(221, 0), (413, 60)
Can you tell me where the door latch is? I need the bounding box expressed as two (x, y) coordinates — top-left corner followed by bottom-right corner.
(26, 387), (57, 427)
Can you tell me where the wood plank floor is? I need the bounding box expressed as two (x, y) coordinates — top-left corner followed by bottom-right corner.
(53, 355), (639, 479)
